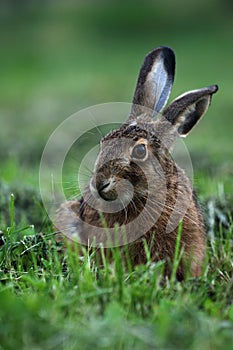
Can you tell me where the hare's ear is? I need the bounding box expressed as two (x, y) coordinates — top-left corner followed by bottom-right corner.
(163, 85), (218, 137)
(129, 46), (175, 119)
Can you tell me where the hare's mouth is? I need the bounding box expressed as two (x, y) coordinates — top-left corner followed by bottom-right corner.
(96, 176), (118, 201)
(90, 175), (135, 205)
(98, 179), (118, 201)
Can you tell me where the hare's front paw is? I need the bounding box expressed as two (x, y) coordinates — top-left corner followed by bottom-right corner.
(55, 200), (83, 242)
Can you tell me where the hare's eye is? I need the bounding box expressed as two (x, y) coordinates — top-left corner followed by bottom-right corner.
(131, 144), (147, 160)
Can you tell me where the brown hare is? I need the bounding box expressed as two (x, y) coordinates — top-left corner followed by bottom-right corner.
(55, 46), (218, 280)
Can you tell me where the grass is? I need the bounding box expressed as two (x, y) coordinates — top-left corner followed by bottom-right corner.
(0, 1), (233, 349)
(0, 184), (233, 349)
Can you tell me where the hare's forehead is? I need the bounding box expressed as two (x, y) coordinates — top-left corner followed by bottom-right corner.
(102, 122), (148, 142)
(101, 119), (163, 147)
(101, 129), (148, 152)
(100, 137), (138, 152)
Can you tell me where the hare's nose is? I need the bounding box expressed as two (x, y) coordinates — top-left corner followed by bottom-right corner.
(97, 176), (117, 201)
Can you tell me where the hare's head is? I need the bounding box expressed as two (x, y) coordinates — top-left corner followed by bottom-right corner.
(87, 47), (218, 214)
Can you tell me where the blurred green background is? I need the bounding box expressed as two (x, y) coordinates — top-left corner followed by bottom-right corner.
(0, 0), (232, 192)
(0, 4), (232, 348)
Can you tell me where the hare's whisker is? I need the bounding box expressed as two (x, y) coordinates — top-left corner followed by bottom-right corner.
(147, 197), (200, 227)
(120, 198), (128, 223)
(88, 111), (104, 138)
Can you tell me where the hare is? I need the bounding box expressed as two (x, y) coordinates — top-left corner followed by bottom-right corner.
(55, 46), (218, 280)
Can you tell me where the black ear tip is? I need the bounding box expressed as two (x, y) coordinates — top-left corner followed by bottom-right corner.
(210, 84), (219, 94)
(155, 46), (175, 62)
(149, 46), (175, 59)
(160, 46), (175, 55)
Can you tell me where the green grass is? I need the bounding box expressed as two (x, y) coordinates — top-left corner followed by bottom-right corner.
(0, 191), (233, 349)
(0, 1), (233, 349)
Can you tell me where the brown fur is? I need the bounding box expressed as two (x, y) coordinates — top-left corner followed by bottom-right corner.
(55, 46), (218, 280)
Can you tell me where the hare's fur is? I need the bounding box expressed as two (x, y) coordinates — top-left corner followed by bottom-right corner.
(55, 46), (218, 279)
